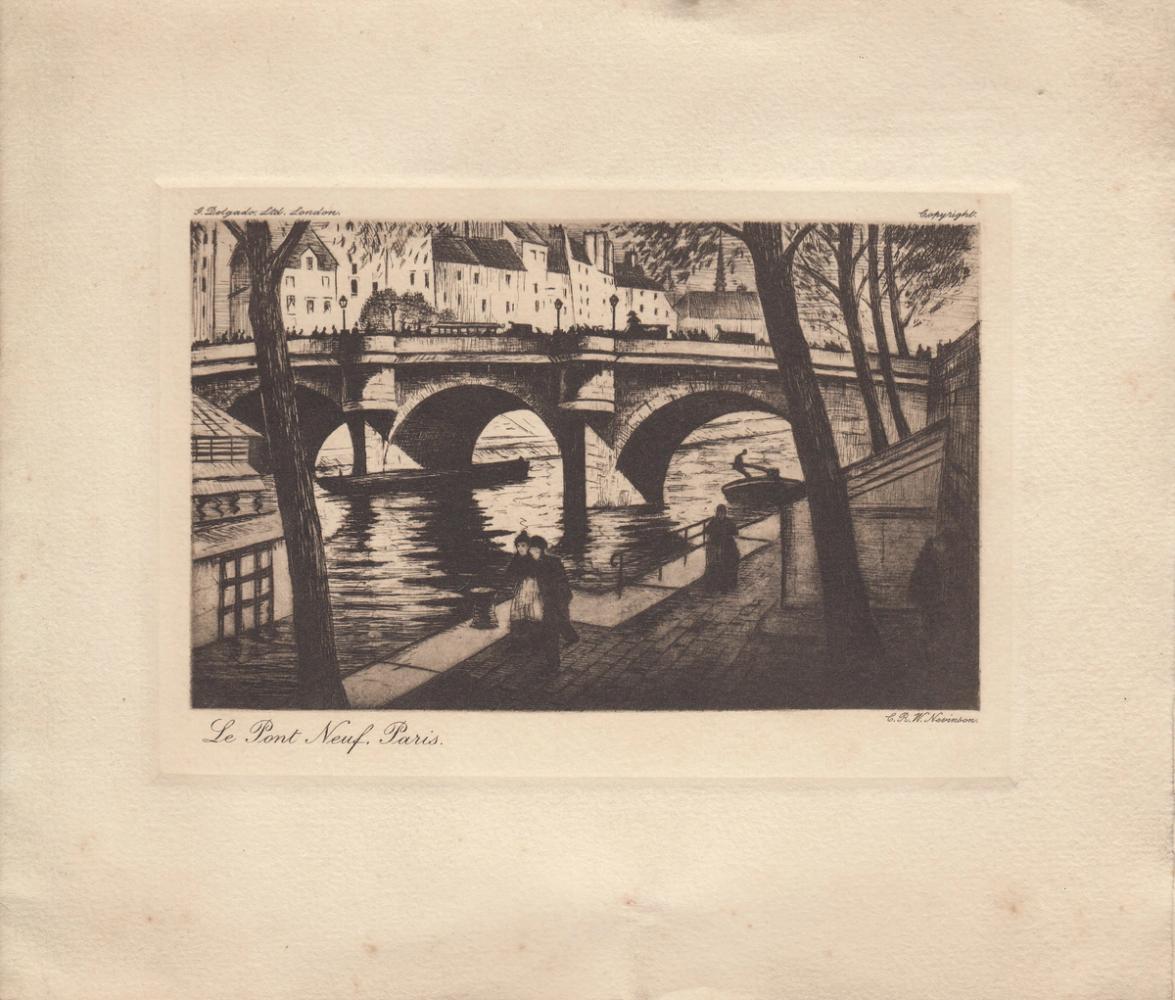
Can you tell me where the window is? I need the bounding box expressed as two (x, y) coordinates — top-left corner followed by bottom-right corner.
(323, 299), (332, 313)
(534, 283), (538, 294)
(424, 273), (430, 288)
(321, 276), (329, 287)
(457, 294), (462, 306)
(306, 298), (315, 313)
(455, 271), (462, 280)
(535, 300), (540, 312)
(218, 543), (275, 639)
(286, 295), (296, 311)
(410, 272), (415, 286)
(443, 293), (448, 304)
(350, 279), (358, 295)
(285, 275), (295, 287)
(640, 305), (644, 313)
(201, 304), (206, 318)
(305, 255), (315, 270)
(531, 250), (537, 260)
(481, 299), (487, 312)
(505, 302), (511, 313)
(351, 263), (357, 275)
(473, 272), (480, 284)
(203, 231), (209, 245)
(201, 277), (207, 292)
(372, 282), (379, 293)
(202, 257), (207, 270)
(345, 221), (354, 231)
(423, 254), (428, 264)
(505, 274), (511, 285)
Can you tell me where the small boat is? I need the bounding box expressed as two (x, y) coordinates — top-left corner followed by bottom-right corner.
(317, 458), (529, 496)
(722, 474), (807, 509)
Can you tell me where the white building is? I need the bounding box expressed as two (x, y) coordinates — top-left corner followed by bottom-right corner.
(383, 231), (527, 327)
(229, 225), (340, 336)
(614, 251), (677, 332)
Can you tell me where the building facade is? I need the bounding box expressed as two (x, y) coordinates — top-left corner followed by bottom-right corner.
(191, 396), (292, 648)
(614, 252), (677, 332)
(229, 225), (340, 337)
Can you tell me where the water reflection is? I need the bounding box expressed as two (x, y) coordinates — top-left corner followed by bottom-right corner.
(192, 416), (798, 707)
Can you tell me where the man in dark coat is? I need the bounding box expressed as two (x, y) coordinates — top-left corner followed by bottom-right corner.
(527, 536), (577, 672)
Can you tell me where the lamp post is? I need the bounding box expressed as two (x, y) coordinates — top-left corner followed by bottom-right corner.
(338, 295), (348, 331)
(609, 293), (619, 335)
(554, 298), (563, 332)
(387, 291), (399, 332)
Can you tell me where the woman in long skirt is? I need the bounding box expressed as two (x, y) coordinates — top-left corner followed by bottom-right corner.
(505, 531), (544, 654)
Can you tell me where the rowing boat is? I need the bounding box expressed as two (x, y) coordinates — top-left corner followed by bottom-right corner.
(317, 458), (530, 496)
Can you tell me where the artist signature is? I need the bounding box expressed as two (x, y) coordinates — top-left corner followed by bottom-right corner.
(885, 711), (978, 724)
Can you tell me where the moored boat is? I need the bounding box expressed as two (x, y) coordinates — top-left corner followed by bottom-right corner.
(721, 474), (807, 509)
(317, 458), (529, 496)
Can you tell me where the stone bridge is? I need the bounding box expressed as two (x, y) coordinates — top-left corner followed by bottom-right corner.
(191, 334), (930, 520)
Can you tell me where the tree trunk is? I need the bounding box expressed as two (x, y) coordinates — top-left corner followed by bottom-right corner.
(743, 223), (883, 673)
(866, 225), (911, 439)
(241, 221), (349, 709)
(883, 228), (911, 358)
(835, 225), (889, 454)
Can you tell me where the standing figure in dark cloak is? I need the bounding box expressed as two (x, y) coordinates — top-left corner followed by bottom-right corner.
(528, 535), (577, 672)
(704, 504), (740, 593)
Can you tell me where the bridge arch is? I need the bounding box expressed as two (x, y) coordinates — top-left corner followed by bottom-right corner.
(614, 389), (790, 506)
(390, 381), (563, 471)
(227, 384), (347, 470)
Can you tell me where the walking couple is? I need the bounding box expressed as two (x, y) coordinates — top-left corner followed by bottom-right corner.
(505, 532), (578, 673)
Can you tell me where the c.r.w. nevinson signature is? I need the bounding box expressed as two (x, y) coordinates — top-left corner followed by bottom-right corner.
(203, 718), (441, 753)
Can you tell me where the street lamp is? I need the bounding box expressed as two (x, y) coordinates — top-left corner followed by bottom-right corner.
(609, 293), (619, 335)
(554, 298), (563, 332)
(338, 295), (349, 331)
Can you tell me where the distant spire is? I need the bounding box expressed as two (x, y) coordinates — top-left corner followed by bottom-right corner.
(714, 239), (727, 292)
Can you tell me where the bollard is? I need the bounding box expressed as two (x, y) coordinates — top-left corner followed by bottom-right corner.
(468, 587), (498, 629)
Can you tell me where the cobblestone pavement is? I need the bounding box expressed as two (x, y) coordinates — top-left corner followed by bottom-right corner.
(392, 545), (978, 711)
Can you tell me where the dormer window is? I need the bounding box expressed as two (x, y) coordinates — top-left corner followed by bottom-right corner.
(304, 254), (315, 270)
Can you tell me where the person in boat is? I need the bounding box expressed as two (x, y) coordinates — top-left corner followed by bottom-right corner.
(733, 449), (780, 480)
(506, 531), (544, 649)
(704, 504), (741, 593)
(529, 535), (577, 672)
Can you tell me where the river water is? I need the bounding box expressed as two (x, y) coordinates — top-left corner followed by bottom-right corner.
(191, 414), (799, 708)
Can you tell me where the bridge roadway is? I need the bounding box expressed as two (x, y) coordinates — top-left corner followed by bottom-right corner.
(191, 333), (930, 522)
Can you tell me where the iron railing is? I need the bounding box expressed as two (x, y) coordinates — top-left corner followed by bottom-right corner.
(610, 516), (713, 595)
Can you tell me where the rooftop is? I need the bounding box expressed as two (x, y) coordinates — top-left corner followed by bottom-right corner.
(614, 260), (666, 292)
(192, 394), (260, 439)
(227, 223), (338, 272)
(432, 235), (525, 271)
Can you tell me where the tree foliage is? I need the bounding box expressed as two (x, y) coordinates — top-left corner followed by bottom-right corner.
(883, 224), (975, 347)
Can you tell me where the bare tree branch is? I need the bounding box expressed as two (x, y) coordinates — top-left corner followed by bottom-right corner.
(795, 260), (840, 297)
(715, 222), (745, 240)
(266, 221), (312, 285)
(783, 223), (817, 260)
(222, 219), (246, 243)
